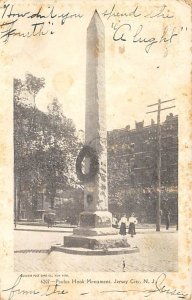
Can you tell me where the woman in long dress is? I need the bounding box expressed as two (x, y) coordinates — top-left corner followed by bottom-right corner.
(128, 212), (138, 237)
(112, 216), (118, 229)
(119, 214), (128, 235)
(165, 211), (170, 230)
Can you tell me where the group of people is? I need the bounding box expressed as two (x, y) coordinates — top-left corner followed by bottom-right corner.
(113, 211), (173, 234)
(112, 213), (138, 237)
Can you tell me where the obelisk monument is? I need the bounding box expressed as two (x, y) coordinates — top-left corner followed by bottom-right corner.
(62, 11), (137, 251)
(73, 10), (116, 236)
(85, 9), (107, 212)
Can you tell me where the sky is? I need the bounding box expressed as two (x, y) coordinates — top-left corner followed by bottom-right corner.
(1, 0), (190, 131)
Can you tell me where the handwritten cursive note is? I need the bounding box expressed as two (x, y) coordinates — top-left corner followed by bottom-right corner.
(102, 4), (175, 20)
(111, 23), (178, 53)
(0, 1), (187, 55)
(2, 275), (69, 300)
(0, 2), (83, 43)
(102, 4), (187, 55)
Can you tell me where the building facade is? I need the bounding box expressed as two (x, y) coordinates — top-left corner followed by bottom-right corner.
(107, 113), (178, 223)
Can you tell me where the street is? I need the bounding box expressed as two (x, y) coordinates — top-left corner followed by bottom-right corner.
(14, 228), (178, 272)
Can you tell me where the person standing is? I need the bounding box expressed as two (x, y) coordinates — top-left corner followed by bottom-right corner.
(112, 215), (118, 229)
(119, 214), (128, 235)
(176, 213), (178, 231)
(165, 211), (170, 230)
(128, 212), (138, 237)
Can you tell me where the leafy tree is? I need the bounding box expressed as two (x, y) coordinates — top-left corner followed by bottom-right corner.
(45, 98), (80, 208)
(14, 75), (81, 219)
(14, 74), (45, 218)
(25, 73), (45, 106)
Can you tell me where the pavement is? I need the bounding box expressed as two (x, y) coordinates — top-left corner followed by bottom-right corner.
(14, 228), (178, 272)
(15, 224), (73, 233)
(14, 224), (177, 233)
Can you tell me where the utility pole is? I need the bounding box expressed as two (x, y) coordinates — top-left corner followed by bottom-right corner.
(146, 98), (175, 231)
(14, 89), (17, 228)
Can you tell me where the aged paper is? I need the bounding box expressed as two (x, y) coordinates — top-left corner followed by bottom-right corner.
(0, 0), (191, 299)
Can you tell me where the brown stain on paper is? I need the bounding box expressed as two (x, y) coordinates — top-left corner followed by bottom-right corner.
(119, 46), (125, 54)
(52, 72), (74, 94)
(176, 0), (192, 6)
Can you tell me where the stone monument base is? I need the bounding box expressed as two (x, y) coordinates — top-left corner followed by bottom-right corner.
(51, 228), (139, 255)
(78, 211), (113, 228)
(73, 210), (118, 236)
(51, 233), (139, 255)
(73, 227), (118, 236)
(64, 234), (131, 250)
(51, 212), (139, 255)
(51, 245), (139, 256)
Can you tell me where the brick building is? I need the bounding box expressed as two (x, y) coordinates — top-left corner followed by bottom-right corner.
(107, 113), (178, 223)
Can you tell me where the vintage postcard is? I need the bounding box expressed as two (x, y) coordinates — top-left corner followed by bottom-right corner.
(0, 0), (191, 299)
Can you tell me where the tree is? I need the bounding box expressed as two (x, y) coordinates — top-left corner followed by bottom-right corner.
(14, 74), (45, 218)
(45, 98), (80, 208)
(14, 77), (82, 219)
(25, 73), (45, 106)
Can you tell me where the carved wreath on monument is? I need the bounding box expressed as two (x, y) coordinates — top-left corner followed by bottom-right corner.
(76, 145), (99, 182)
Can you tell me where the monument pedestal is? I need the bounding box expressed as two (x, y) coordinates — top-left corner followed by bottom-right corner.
(64, 211), (127, 249)
(52, 224), (139, 255)
(62, 210), (138, 252)
(73, 211), (117, 236)
(73, 227), (118, 236)
(53, 218), (139, 254)
(64, 234), (131, 250)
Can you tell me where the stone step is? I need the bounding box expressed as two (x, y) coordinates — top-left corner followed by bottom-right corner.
(51, 245), (139, 256)
(64, 234), (138, 250)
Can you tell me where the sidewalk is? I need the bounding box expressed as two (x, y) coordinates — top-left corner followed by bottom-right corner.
(14, 224), (177, 233)
(137, 227), (177, 233)
(14, 225), (73, 233)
